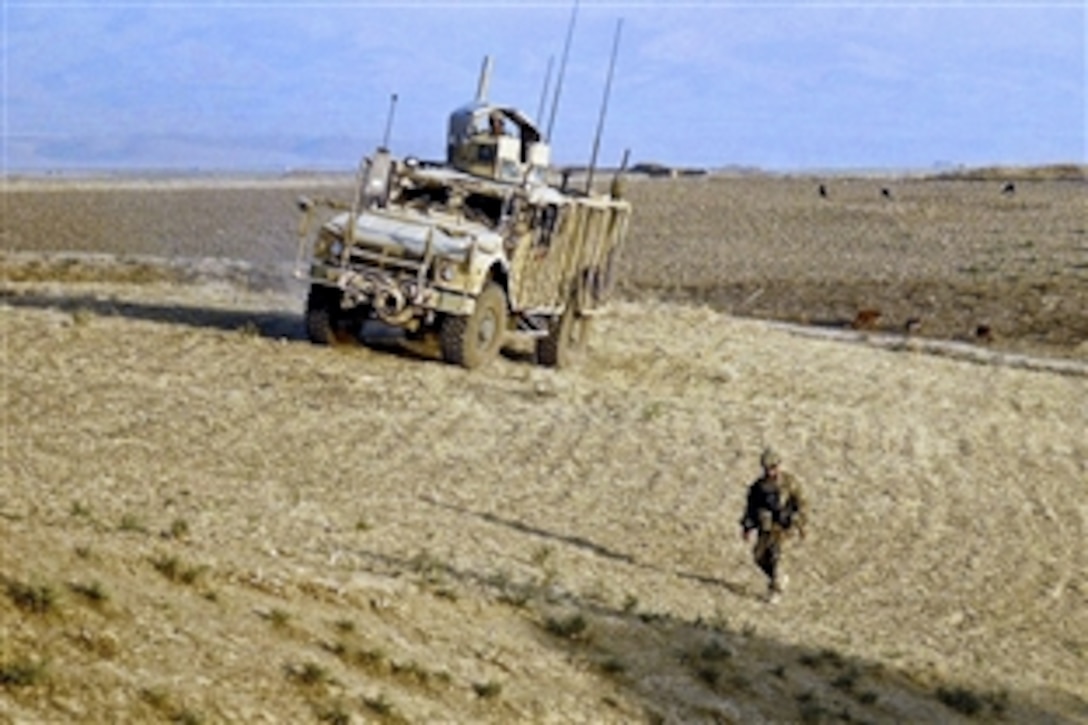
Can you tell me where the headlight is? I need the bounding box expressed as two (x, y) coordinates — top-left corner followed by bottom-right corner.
(315, 230), (344, 259)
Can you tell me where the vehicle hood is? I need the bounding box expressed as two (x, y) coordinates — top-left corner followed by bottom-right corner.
(327, 209), (503, 259)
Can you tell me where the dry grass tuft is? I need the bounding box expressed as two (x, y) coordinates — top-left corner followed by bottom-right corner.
(936, 685), (1009, 717)
(140, 687), (204, 724)
(313, 700), (352, 725)
(361, 692), (397, 717)
(67, 580), (108, 605)
(267, 608), (292, 629)
(285, 661), (332, 687)
(472, 680), (503, 699)
(164, 518), (190, 540)
(118, 513), (147, 534)
(0, 657), (48, 687)
(149, 554), (205, 586)
(543, 612), (590, 641)
(5, 580), (57, 615)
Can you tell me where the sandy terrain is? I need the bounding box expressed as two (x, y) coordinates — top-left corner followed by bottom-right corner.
(1, 173), (1086, 723)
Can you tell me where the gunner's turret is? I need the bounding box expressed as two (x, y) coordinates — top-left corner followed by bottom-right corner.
(446, 57), (551, 184)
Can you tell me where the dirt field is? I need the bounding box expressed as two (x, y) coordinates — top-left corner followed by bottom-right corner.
(4, 170), (1086, 359)
(2, 173), (1086, 723)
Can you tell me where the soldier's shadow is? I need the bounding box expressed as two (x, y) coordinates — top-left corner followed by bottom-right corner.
(419, 494), (757, 602)
(675, 570), (755, 601)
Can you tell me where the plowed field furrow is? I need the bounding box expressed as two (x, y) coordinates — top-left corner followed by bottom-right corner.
(3, 173), (1087, 722)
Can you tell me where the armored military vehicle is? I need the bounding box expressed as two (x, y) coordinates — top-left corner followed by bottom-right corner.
(294, 57), (631, 369)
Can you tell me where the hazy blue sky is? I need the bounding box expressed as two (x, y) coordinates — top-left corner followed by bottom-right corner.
(3, 1), (1085, 172)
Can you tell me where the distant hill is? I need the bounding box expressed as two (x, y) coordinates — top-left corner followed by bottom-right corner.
(929, 163), (1087, 182)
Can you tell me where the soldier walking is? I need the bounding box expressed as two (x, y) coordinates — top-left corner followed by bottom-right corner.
(740, 447), (808, 604)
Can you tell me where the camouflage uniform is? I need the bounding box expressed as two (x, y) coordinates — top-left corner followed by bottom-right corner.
(740, 448), (807, 602)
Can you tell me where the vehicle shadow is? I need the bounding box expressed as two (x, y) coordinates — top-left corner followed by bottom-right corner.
(2, 288), (547, 367)
(1, 289), (306, 341)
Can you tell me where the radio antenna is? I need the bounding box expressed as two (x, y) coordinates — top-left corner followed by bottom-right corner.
(536, 55), (554, 127)
(381, 93), (398, 150)
(546, 0), (579, 141)
(585, 18), (623, 194)
(475, 56), (493, 104)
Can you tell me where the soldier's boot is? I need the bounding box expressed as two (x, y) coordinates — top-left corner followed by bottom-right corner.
(766, 574), (788, 604)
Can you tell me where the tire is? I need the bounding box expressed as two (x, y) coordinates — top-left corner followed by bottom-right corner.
(537, 301), (590, 368)
(305, 285), (358, 346)
(440, 282), (507, 368)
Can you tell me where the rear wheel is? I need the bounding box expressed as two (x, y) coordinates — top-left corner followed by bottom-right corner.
(537, 301), (590, 368)
(305, 285), (358, 345)
(440, 282), (507, 369)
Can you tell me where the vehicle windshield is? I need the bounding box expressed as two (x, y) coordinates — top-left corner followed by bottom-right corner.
(396, 183), (506, 229)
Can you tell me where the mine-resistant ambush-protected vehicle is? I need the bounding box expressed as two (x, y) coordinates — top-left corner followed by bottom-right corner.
(294, 60), (631, 369)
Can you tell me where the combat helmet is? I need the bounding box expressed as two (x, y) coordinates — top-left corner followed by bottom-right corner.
(760, 447), (782, 469)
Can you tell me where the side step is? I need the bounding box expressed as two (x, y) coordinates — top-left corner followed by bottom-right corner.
(515, 314), (552, 339)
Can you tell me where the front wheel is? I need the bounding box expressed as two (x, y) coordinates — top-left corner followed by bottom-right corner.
(537, 301), (590, 368)
(305, 285), (358, 346)
(440, 282), (508, 369)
